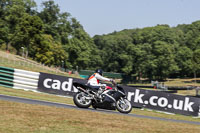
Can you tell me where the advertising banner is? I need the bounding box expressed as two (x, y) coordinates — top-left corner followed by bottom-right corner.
(124, 86), (200, 116)
(38, 72), (200, 116)
(38, 72), (86, 96)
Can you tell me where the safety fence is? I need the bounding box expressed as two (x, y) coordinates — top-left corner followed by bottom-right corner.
(0, 66), (39, 90)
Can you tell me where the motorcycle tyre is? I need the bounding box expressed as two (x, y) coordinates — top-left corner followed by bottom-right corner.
(116, 98), (132, 114)
(73, 92), (92, 108)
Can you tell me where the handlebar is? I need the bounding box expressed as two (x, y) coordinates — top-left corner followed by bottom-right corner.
(110, 79), (116, 85)
(111, 79), (118, 90)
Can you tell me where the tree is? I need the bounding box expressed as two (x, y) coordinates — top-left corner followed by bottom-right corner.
(38, 0), (60, 38)
(0, 18), (8, 45)
(184, 21), (200, 50)
(175, 46), (193, 77)
(57, 12), (72, 44)
(24, 0), (37, 15)
(33, 34), (68, 66)
(14, 14), (43, 56)
(3, 0), (26, 50)
(66, 29), (96, 69)
(152, 41), (179, 80)
(192, 49), (200, 79)
(1, 0), (37, 52)
(34, 34), (54, 66)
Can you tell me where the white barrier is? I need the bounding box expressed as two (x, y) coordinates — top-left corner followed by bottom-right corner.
(0, 66), (40, 90)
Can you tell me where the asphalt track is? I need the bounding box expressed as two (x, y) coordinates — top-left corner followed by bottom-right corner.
(0, 94), (200, 125)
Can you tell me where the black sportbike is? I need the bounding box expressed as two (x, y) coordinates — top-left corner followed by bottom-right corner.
(73, 82), (132, 114)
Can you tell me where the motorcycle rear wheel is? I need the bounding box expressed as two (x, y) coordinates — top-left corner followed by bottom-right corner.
(116, 98), (132, 114)
(73, 92), (92, 108)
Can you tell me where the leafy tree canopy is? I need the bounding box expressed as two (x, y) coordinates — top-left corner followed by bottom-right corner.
(1, 0), (200, 82)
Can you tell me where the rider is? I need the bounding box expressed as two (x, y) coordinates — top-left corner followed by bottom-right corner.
(87, 69), (115, 98)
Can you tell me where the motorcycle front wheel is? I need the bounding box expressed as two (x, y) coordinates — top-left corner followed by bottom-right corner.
(116, 98), (132, 114)
(73, 92), (92, 108)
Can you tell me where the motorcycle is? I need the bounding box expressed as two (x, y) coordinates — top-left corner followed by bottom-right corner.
(73, 82), (132, 114)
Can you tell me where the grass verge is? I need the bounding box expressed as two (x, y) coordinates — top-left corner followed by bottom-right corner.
(0, 50), (200, 132)
(0, 100), (200, 133)
(0, 86), (199, 123)
(0, 50), (80, 78)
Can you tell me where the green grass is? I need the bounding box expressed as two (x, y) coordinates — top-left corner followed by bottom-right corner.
(0, 86), (199, 123)
(0, 50), (200, 132)
(0, 50), (80, 78)
(0, 100), (200, 133)
(0, 86), (74, 105)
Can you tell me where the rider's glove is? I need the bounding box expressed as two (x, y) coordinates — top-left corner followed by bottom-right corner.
(111, 79), (116, 85)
